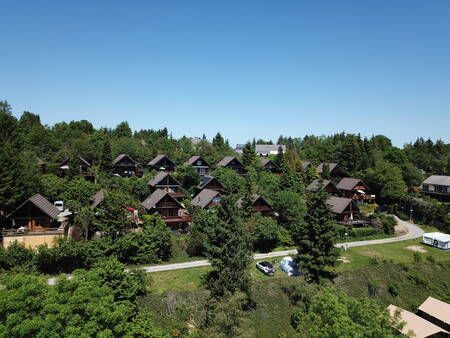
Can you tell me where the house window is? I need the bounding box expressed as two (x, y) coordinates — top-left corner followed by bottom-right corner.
(447, 186), (450, 193)
(196, 160), (202, 166)
(428, 185), (435, 192)
(212, 196), (221, 203)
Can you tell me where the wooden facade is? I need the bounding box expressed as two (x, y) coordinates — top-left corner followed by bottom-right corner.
(217, 157), (247, 175)
(113, 154), (142, 177)
(185, 156), (210, 176)
(148, 155), (176, 172)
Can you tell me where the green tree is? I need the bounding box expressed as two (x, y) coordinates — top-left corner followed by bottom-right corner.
(175, 165), (200, 191)
(296, 186), (339, 283)
(242, 142), (257, 168)
(113, 121), (132, 138)
(203, 196), (252, 297)
(272, 190), (307, 231)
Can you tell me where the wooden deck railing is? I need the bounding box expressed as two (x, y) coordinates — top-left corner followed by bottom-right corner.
(2, 228), (64, 237)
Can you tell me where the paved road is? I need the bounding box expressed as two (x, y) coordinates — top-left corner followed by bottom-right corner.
(47, 216), (424, 283)
(141, 216), (424, 273)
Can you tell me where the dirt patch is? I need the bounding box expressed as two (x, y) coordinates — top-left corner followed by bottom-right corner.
(395, 223), (409, 236)
(338, 256), (351, 264)
(406, 246), (427, 253)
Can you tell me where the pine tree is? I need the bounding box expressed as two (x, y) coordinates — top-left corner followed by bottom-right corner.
(274, 145), (284, 167)
(203, 196), (252, 297)
(321, 163), (331, 179)
(242, 142), (256, 168)
(295, 186), (339, 283)
(212, 132), (225, 149)
(100, 139), (112, 173)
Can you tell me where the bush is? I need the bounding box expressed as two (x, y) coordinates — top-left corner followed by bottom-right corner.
(5, 242), (34, 269)
(348, 227), (383, 238)
(388, 283), (400, 297)
(426, 255), (436, 264)
(412, 251), (423, 263)
(253, 216), (280, 252)
(368, 280), (381, 297)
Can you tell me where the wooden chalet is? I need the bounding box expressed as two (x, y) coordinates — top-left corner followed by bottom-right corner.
(59, 156), (94, 181)
(336, 178), (374, 203)
(306, 179), (340, 195)
(217, 156), (247, 175)
(190, 189), (221, 209)
(422, 176), (450, 202)
(148, 155), (176, 172)
(317, 163), (346, 180)
(261, 158), (281, 174)
(148, 172), (186, 201)
(4, 194), (64, 248)
(237, 195), (273, 217)
(112, 154), (142, 177)
(327, 196), (361, 225)
(197, 176), (223, 192)
(184, 156), (210, 176)
(141, 189), (191, 230)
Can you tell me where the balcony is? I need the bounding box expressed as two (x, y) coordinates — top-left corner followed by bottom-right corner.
(2, 227), (64, 237)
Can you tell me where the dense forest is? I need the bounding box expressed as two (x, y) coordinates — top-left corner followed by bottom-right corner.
(1, 100), (450, 336)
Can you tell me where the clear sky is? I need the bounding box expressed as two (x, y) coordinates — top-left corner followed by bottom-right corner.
(1, 1), (449, 147)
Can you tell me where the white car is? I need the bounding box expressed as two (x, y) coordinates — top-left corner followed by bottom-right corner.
(256, 261), (275, 276)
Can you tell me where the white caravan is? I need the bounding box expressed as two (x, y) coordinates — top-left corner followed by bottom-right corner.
(422, 232), (450, 250)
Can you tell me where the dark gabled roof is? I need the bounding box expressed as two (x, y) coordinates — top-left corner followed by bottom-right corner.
(91, 190), (105, 208)
(148, 172), (181, 187)
(60, 155), (91, 167)
(261, 158), (279, 168)
(141, 189), (182, 210)
(217, 156), (243, 167)
(236, 194), (271, 208)
(147, 154), (175, 167)
(336, 178), (368, 191)
(317, 162), (339, 174)
(112, 154), (137, 165)
(191, 189), (220, 209)
(184, 155), (210, 167)
(327, 196), (357, 214)
(7, 194), (60, 219)
(307, 179), (332, 192)
(301, 161), (312, 169)
(198, 176), (223, 190)
(423, 175), (450, 187)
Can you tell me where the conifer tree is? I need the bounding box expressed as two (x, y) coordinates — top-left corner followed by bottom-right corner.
(295, 186), (339, 283)
(242, 142), (256, 168)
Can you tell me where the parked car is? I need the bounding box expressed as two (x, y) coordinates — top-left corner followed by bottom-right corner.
(256, 261), (275, 276)
(280, 256), (300, 276)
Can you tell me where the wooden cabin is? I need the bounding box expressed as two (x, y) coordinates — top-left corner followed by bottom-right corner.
(327, 196), (361, 225)
(237, 195), (273, 217)
(422, 176), (450, 202)
(141, 189), (191, 230)
(59, 156), (94, 181)
(184, 156), (211, 176)
(261, 158), (281, 174)
(317, 163), (347, 180)
(112, 154), (142, 177)
(217, 157), (247, 175)
(4, 194), (63, 248)
(336, 178), (374, 203)
(148, 172), (186, 201)
(148, 155), (176, 172)
(197, 176), (224, 193)
(190, 189), (221, 209)
(306, 179), (340, 195)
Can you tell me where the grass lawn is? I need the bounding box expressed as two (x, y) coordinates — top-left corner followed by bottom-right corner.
(337, 238), (450, 272)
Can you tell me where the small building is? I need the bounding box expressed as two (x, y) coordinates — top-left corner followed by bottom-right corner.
(336, 178), (374, 203)
(4, 194), (63, 249)
(191, 189), (221, 209)
(197, 176), (224, 192)
(317, 163), (347, 180)
(418, 297), (450, 332)
(422, 232), (450, 250)
(148, 155), (176, 172)
(261, 158), (281, 174)
(327, 196), (361, 225)
(234, 144), (245, 155)
(388, 304), (448, 338)
(255, 144), (286, 157)
(59, 156), (94, 181)
(307, 179), (340, 195)
(422, 176), (450, 201)
(141, 189), (191, 231)
(217, 156), (247, 175)
(112, 154), (141, 177)
(148, 172), (186, 201)
(184, 156), (211, 176)
(236, 195), (273, 217)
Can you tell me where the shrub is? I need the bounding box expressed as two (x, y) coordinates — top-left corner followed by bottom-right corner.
(388, 283), (400, 297)
(368, 280), (381, 297)
(412, 251), (423, 263)
(426, 255), (436, 264)
(5, 242), (34, 269)
(348, 227), (383, 238)
(253, 216), (280, 252)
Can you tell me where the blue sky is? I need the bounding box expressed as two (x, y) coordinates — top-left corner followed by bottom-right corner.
(1, 1), (449, 147)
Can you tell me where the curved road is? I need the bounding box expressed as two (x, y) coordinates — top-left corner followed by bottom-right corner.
(141, 216), (424, 273)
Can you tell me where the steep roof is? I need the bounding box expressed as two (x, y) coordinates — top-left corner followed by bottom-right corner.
(184, 155), (210, 167)
(147, 154), (175, 167)
(388, 305), (448, 338)
(91, 190), (105, 208)
(336, 178), (368, 191)
(418, 297), (450, 326)
(7, 194), (60, 219)
(327, 196), (356, 214)
(217, 156), (243, 167)
(148, 172), (181, 187)
(307, 179), (332, 192)
(191, 189), (220, 209)
(60, 155), (91, 167)
(423, 175), (450, 186)
(317, 163), (336, 173)
(141, 189), (182, 210)
(198, 176), (223, 190)
(236, 195), (270, 208)
(112, 154), (137, 165)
